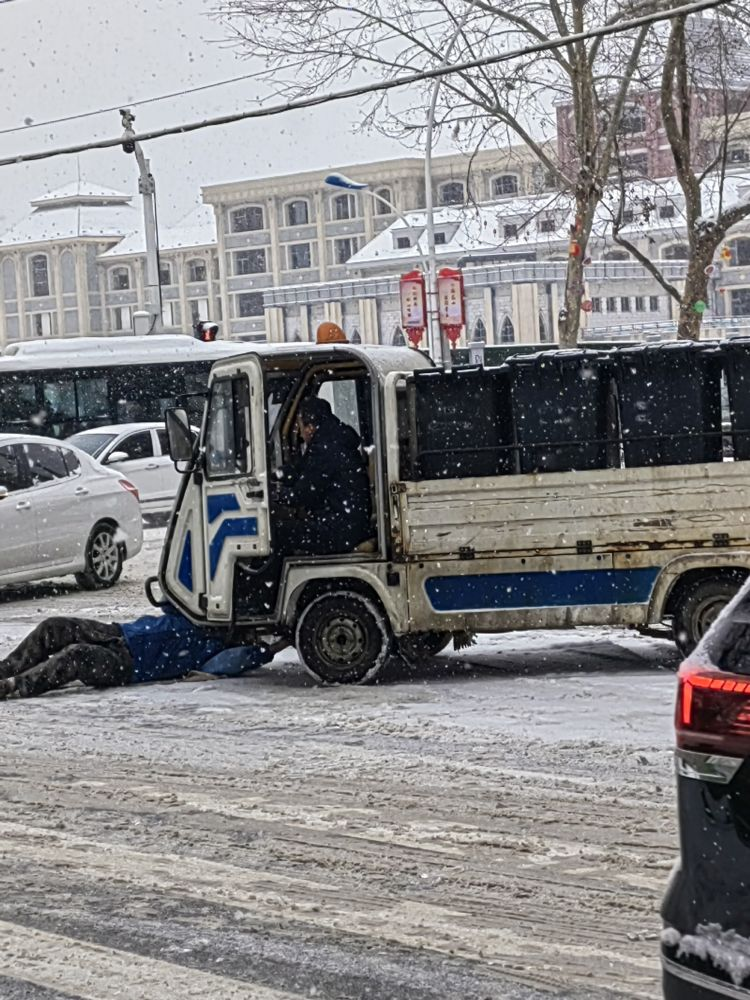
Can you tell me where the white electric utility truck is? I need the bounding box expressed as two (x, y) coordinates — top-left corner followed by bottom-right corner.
(156, 339), (750, 683)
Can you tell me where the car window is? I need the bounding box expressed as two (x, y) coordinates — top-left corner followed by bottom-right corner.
(119, 431), (154, 460)
(24, 443), (70, 485)
(67, 432), (117, 459)
(0, 444), (28, 493)
(156, 428), (169, 456)
(60, 448), (81, 477)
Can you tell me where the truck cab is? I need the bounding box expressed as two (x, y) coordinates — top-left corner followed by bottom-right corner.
(159, 343), (433, 683)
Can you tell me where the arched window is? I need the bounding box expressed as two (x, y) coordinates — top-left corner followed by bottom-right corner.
(492, 174), (519, 198)
(661, 243), (690, 260)
(373, 188), (393, 216)
(500, 315), (515, 343)
(187, 258), (207, 283)
(109, 266), (131, 291)
(392, 326), (406, 346)
(350, 328), (362, 344)
(230, 205), (265, 233)
(473, 317), (487, 342)
(286, 199), (310, 226)
(60, 250), (76, 294)
(620, 104), (647, 135)
(333, 193), (357, 221)
(2, 257), (17, 302)
(603, 249), (629, 261)
(728, 238), (750, 267)
(439, 181), (465, 206)
(30, 254), (50, 297)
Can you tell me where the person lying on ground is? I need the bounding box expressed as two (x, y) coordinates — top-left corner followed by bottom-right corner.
(0, 605), (272, 700)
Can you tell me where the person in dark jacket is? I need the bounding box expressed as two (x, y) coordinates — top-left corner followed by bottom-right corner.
(274, 396), (372, 555)
(0, 606), (272, 700)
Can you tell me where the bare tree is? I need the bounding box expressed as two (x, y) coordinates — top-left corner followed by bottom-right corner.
(611, 13), (750, 339)
(215, 0), (661, 346)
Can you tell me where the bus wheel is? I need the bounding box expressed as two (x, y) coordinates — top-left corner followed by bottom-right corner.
(295, 590), (391, 685)
(76, 523), (123, 590)
(673, 577), (740, 655)
(396, 631), (452, 667)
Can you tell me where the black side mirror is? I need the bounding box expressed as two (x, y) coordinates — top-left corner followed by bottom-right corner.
(165, 407), (196, 469)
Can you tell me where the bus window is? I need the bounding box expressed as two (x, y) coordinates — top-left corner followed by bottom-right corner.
(76, 376), (109, 429)
(0, 378), (38, 433)
(42, 380), (76, 437)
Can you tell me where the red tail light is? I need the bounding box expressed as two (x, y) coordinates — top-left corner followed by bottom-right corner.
(677, 661), (750, 757)
(119, 478), (140, 502)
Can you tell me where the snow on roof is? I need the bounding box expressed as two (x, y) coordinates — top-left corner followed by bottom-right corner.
(0, 182), (139, 248)
(30, 182), (132, 207)
(101, 204), (216, 259)
(348, 170), (750, 267)
(0, 334), (248, 370)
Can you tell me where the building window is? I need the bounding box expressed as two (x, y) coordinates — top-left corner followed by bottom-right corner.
(289, 243), (312, 270)
(604, 249), (628, 261)
(659, 204), (676, 220)
(109, 266), (131, 291)
(620, 296), (631, 312)
(731, 288), (750, 316)
(189, 299), (210, 324)
(392, 326), (406, 346)
(539, 217), (556, 233)
(500, 315), (515, 343)
(635, 296), (646, 311)
(334, 238), (357, 265)
(729, 147), (750, 164)
(492, 174), (519, 198)
(159, 262), (172, 286)
(235, 249), (266, 275)
(231, 205), (265, 232)
(286, 200), (310, 226)
(662, 243), (690, 260)
(373, 188), (393, 215)
(728, 238), (750, 266)
(30, 312), (53, 337)
(333, 193), (356, 221)
(622, 208), (635, 224)
(161, 301), (180, 327)
(112, 305), (131, 331)
(622, 153), (648, 177)
(30, 254), (50, 297)
(396, 236), (411, 249)
(504, 223), (518, 239)
(187, 259), (207, 283)
(649, 295), (660, 312)
(591, 297), (602, 313)
(350, 328), (362, 344)
(606, 297), (618, 313)
(620, 104), (647, 134)
(439, 181), (465, 206)
(434, 232), (447, 245)
(237, 292), (264, 317)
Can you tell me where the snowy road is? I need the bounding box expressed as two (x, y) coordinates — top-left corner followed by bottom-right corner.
(0, 531), (680, 999)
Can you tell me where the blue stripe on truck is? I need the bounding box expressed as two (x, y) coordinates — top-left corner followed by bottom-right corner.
(424, 567), (660, 612)
(209, 517), (258, 579)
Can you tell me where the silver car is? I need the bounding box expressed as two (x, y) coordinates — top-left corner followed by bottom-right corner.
(0, 433), (143, 589)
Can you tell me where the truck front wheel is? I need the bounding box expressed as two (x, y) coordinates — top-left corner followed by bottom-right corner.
(295, 590), (392, 684)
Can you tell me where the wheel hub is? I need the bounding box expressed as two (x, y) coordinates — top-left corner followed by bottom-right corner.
(319, 615), (366, 666)
(92, 532), (119, 580)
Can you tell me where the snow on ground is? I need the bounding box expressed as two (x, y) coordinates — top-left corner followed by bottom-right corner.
(0, 528), (680, 999)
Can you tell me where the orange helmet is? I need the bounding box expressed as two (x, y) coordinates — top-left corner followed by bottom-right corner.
(316, 321), (348, 344)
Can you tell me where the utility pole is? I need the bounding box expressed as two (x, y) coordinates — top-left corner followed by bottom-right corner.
(120, 109), (162, 333)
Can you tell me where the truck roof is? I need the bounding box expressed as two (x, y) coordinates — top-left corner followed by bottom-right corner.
(209, 343), (434, 382)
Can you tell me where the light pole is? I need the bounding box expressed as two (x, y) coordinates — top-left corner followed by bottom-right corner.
(325, 172), (437, 355)
(120, 109), (162, 334)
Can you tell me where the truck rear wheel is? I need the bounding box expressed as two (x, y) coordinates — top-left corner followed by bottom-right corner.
(295, 590), (391, 685)
(673, 577), (741, 655)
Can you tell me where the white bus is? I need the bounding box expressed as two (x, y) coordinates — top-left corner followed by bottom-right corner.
(0, 335), (248, 439)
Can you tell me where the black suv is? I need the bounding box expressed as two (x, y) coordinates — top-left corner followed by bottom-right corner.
(662, 578), (750, 999)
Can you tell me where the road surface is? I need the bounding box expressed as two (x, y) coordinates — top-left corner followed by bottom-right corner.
(0, 531), (679, 999)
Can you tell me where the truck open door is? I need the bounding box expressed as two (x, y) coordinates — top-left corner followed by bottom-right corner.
(160, 357), (270, 622)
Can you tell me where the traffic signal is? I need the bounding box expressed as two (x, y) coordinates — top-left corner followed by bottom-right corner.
(193, 320), (219, 343)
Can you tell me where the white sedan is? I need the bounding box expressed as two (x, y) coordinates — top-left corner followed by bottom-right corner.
(67, 422), (184, 516)
(0, 434), (142, 589)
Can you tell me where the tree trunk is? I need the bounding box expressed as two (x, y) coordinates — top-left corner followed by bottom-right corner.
(558, 193), (595, 348)
(676, 258), (711, 341)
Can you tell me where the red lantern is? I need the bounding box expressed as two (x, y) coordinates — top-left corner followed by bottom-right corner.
(436, 266), (465, 345)
(399, 270), (427, 348)
(581, 299), (593, 313)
